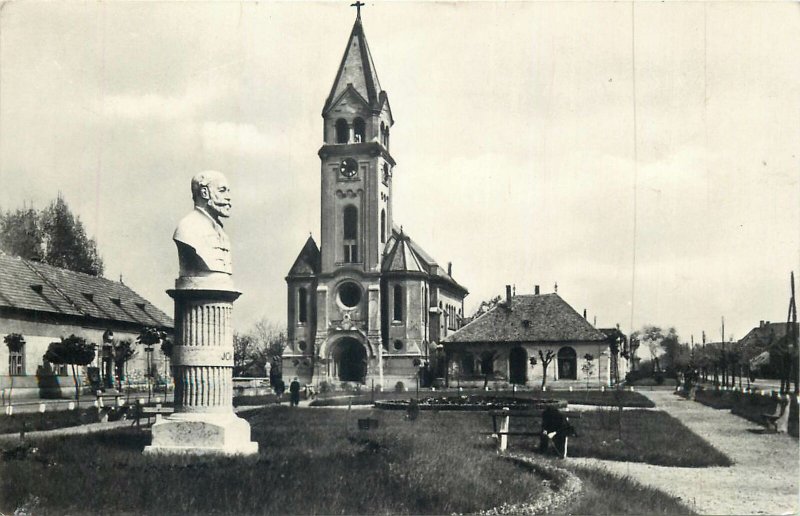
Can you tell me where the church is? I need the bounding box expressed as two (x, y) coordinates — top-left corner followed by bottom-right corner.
(283, 10), (468, 389)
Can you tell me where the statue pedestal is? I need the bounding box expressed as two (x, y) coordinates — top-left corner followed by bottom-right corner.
(145, 279), (258, 456)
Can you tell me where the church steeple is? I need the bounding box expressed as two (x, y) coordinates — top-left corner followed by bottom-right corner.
(322, 11), (387, 117)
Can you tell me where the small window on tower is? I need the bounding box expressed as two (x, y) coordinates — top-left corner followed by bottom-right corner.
(380, 209), (386, 243)
(393, 285), (403, 322)
(335, 119), (349, 144)
(298, 287), (308, 323)
(353, 118), (365, 143)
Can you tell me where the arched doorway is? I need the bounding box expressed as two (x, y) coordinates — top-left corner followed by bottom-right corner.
(509, 347), (528, 385)
(557, 347), (577, 380)
(333, 337), (367, 383)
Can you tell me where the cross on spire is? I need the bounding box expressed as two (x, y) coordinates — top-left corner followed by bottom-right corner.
(351, 1), (365, 19)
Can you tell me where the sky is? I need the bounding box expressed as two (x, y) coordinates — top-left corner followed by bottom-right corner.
(1, 1), (798, 344)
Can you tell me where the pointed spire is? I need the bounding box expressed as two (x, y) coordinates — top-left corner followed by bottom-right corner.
(322, 10), (384, 115)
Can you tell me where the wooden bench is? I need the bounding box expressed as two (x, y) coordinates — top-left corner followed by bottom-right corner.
(131, 403), (174, 427)
(484, 407), (581, 456)
(762, 397), (790, 433)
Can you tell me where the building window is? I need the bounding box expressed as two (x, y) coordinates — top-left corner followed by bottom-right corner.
(338, 282), (362, 308)
(461, 354), (475, 376)
(335, 119), (349, 144)
(557, 346), (577, 380)
(380, 209), (386, 243)
(380, 121), (386, 146)
(298, 341), (307, 352)
(480, 352), (495, 376)
(343, 205), (358, 263)
(353, 117), (366, 143)
(8, 349), (24, 376)
(298, 287), (307, 324)
(385, 127), (390, 150)
(393, 340), (403, 351)
(393, 285), (403, 321)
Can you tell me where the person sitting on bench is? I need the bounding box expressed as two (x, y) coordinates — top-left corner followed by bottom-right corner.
(539, 406), (577, 458)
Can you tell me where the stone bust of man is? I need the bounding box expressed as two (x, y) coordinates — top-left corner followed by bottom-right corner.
(173, 170), (233, 277)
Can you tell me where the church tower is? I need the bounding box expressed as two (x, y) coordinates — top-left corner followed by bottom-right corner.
(285, 8), (467, 389)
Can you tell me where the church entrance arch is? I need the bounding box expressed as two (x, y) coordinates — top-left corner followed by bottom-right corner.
(332, 337), (367, 383)
(557, 347), (577, 380)
(509, 347), (528, 385)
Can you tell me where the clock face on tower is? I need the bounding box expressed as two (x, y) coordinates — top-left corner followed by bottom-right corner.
(340, 158), (358, 178)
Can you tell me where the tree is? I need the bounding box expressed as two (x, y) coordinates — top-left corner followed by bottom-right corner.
(537, 349), (555, 389)
(582, 353), (595, 389)
(44, 335), (96, 401)
(4, 333), (25, 404)
(251, 319), (287, 379)
(137, 327), (167, 399)
(112, 339), (137, 391)
(0, 196), (104, 276)
(465, 295), (503, 324)
(41, 195), (104, 276)
(233, 319), (287, 378)
(0, 207), (43, 261)
(233, 332), (257, 377)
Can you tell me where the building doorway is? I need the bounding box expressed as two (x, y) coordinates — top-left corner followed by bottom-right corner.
(509, 347), (528, 385)
(333, 337), (367, 383)
(557, 347), (577, 380)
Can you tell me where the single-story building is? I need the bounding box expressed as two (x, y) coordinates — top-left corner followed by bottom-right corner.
(1, 254), (173, 401)
(442, 286), (628, 388)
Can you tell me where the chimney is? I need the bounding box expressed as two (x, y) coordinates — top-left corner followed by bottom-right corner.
(534, 285), (540, 295)
(447, 262), (452, 276)
(506, 285), (512, 307)
(760, 320), (765, 328)
(583, 309), (587, 320)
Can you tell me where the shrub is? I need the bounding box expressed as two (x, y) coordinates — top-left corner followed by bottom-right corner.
(394, 381), (405, 393)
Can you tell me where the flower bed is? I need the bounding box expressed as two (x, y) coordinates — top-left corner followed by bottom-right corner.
(374, 395), (567, 411)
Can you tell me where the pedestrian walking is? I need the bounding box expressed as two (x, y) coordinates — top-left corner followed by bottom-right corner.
(289, 377), (301, 407)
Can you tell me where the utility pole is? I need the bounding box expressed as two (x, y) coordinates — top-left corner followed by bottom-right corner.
(721, 316), (726, 387)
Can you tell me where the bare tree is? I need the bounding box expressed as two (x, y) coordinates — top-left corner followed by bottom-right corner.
(537, 349), (555, 389)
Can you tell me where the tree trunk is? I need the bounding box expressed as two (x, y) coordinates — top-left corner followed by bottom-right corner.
(72, 364), (80, 401)
(541, 363), (549, 389)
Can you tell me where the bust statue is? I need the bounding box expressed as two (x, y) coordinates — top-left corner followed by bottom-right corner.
(173, 170), (233, 279)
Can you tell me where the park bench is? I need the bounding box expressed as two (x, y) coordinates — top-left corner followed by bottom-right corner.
(483, 407), (581, 457)
(762, 397), (790, 433)
(131, 403), (174, 427)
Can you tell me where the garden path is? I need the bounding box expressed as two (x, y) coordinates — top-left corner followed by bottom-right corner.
(570, 391), (799, 515)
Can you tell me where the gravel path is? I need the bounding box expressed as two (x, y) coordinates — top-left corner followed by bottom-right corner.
(570, 391), (799, 515)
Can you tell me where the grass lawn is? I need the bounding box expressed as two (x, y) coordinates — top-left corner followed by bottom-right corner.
(310, 388), (655, 408)
(0, 407), (696, 515)
(563, 465), (696, 515)
(508, 408), (732, 467)
(232, 393), (280, 406)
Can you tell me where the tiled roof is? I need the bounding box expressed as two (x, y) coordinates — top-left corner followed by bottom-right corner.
(286, 236), (321, 277)
(0, 254), (172, 329)
(443, 293), (607, 344)
(322, 15), (384, 115)
(738, 322), (799, 349)
(382, 227), (467, 294)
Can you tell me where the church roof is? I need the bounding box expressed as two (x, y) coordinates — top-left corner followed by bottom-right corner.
(382, 227), (467, 294)
(322, 14), (385, 115)
(286, 236), (321, 277)
(0, 254), (172, 329)
(443, 293), (607, 344)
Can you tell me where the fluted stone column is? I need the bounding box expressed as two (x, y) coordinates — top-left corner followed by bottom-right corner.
(144, 170), (257, 456)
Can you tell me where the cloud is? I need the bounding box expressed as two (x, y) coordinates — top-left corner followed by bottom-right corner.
(102, 78), (233, 121)
(201, 122), (281, 157)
